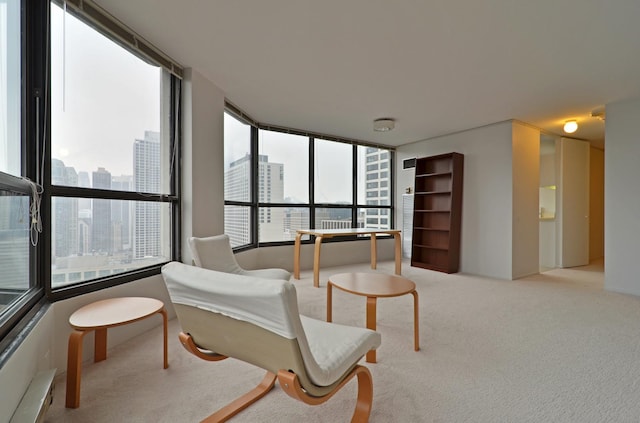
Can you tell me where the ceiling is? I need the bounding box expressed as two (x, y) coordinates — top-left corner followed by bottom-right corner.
(95, 0), (640, 150)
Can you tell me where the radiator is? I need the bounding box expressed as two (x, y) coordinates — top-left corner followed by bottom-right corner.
(402, 194), (414, 259)
(10, 369), (56, 423)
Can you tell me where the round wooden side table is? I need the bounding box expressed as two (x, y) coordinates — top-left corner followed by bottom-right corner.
(327, 272), (419, 363)
(65, 297), (169, 408)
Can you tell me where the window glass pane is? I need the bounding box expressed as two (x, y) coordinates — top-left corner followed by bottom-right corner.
(0, 0), (20, 176)
(315, 208), (355, 229)
(224, 113), (251, 202)
(258, 130), (309, 203)
(51, 198), (171, 287)
(315, 139), (351, 204)
(259, 206), (309, 243)
(358, 146), (391, 206)
(50, 5), (169, 193)
(358, 208), (391, 230)
(224, 205), (251, 248)
(0, 191), (30, 308)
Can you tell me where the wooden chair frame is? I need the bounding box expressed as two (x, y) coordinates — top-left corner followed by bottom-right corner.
(178, 331), (373, 423)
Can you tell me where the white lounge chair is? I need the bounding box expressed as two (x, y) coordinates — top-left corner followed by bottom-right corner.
(188, 234), (291, 281)
(161, 261), (381, 422)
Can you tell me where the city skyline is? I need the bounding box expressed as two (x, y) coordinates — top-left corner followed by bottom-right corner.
(50, 131), (168, 287)
(224, 144), (390, 247)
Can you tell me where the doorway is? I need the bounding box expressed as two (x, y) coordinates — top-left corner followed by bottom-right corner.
(539, 135), (557, 272)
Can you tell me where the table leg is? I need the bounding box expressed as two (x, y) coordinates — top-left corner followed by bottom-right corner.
(365, 297), (377, 363)
(370, 233), (377, 270)
(294, 232), (302, 280)
(160, 307), (169, 369)
(411, 290), (420, 351)
(94, 328), (107, 362)
(394, 232), (402, 275)
(313, 235), (323, 288)
(326, 282), (333, 322)
(66, 330), (87, 408)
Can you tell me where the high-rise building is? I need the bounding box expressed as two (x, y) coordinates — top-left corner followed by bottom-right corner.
(224, 154), (286, 245)
(133, 131), (161, 258)
(363, 147), (391, 229)
(0, 194), (29, 288)
(111, 175), (133, 252)
(51, 159), (79, 257)
(91, 167), (112, 253)
(257, 155), (284, 242)
(77, 171), (91, 212)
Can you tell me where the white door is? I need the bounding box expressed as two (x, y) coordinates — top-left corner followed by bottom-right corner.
(558, 138), (590, 267)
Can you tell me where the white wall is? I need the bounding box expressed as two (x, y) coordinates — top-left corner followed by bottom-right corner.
(182, 68), (226, 264)
(0, 307), (54, 423)
(604, 97), (640, 295)
(236, 238), (396, 273)
(396, 121), (515, 279)
(511, 122), (540, 278)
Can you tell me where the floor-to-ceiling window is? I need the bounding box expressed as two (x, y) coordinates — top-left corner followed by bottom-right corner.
(258, 130), (310, 243)
(223, 106), (394, 250)
(46, 1), (182, 299)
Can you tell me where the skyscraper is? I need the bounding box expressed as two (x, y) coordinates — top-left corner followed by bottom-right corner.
(91, 167), (112, 253)
(52, 159), (79, 257)
(133, 131), (161, 258)
(111, 175), (133, 252)
(224, 154), (286, 245)
(363, 147), (391, 229)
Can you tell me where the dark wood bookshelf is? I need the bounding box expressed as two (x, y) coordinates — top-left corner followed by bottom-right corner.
(410, 152), (464, 273)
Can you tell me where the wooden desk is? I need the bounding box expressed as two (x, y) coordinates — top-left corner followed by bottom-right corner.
(327, 272), (419, 363)
(293, 228), (402, 288)
(65, 297), (169, 408)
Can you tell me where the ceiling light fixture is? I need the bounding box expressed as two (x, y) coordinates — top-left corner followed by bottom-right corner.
(373, 118), (395, 132)
(563, 120), (578, 134)
(591, 107), (606, 121)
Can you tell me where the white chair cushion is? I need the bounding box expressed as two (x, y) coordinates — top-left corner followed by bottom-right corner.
(188, 235), (244, 275)
(162, 262), (298, 338)
(243, 268), (292, 281)
(299, 315), (381, 387)
(189, 235), (291, 281)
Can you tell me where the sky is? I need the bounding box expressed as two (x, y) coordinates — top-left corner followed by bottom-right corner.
(50, 4), (160, 180)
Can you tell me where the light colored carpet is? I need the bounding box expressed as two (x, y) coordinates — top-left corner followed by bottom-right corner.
(45, 258), (640, 422)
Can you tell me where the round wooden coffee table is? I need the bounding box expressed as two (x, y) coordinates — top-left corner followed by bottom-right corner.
(327, 272), (419, 363)
(65, 297), (169, 408)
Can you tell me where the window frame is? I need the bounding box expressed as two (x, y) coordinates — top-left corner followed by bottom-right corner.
(44, 0), (182, 301)
(223, 103), (395, 250)
(0, 0), (47, 345)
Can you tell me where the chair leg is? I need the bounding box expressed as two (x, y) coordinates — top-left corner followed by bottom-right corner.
(277, 365), (373, 422)
(201, 371), (277, 423)
(178, 332), (277, 422)
(179, 332), (227, 362)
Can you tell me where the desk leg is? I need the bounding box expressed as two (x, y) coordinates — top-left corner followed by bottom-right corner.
(160, 307), (169, 369)
(365, 297), (377, 363)
(326, 282), (333, 322)
(66, 330), (87, 408)
(313, 236), (323, 288)
(294, 233), (302, 280)
(370, 233), (377, 270)
(394, 233), (402, 275)
(94, 328), (107, 362)
(412, 290), (420, 351)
